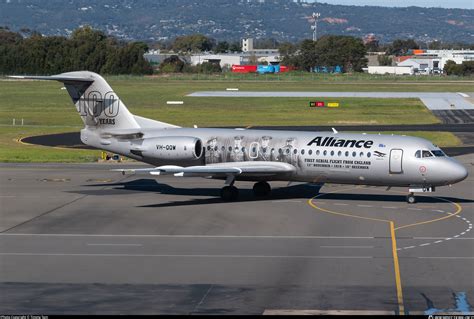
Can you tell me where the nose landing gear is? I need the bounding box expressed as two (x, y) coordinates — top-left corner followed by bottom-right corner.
(407, 186), (435, 204)
(406, 193), (416, 204)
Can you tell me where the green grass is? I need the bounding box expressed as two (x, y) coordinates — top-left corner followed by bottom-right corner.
(367, 131), (462, 147)
(0, 126), (100, 163)
(0, 79), (443, 127)
(0, 76), (466, 162)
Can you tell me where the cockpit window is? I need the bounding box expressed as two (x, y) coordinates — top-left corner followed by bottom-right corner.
(431, 150), (445, 157)
(422, 150), (433, 158)
(415, 150), (421, 158)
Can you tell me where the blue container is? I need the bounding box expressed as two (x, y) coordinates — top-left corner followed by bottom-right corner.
(257, 65), (275, 74)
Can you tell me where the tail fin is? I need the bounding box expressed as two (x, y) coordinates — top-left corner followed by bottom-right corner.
(12, 71), (140, 130)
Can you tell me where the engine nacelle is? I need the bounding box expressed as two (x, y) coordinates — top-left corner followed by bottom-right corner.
(140, 136), (203, 161)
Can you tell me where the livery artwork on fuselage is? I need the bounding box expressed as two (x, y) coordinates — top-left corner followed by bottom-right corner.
(307, 136), (374, 149)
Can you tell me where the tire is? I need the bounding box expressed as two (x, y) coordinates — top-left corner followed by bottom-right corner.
(253, 181), (271, 197)
(221, 186), (239, 201)
(407, 195), (416, 204)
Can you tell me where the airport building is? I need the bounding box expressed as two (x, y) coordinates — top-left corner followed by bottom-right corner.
(395, 49), (474, 74)
(145, 38), (281, 69)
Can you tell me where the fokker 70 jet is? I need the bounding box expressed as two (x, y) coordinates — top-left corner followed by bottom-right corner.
(12, 72), (468, 203)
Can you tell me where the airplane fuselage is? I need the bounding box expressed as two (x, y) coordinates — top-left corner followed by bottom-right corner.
(82, 127), (467, 188)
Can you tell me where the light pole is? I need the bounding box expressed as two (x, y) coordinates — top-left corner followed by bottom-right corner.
(311, 12), (321, 42)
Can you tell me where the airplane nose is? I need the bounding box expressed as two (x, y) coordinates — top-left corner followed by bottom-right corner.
(451, 162), (468, 184)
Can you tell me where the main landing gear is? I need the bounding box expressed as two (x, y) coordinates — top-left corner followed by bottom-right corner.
(221, 186), (239, 201)
(220, 177), (272, 202)
(253, 181), (272, 197)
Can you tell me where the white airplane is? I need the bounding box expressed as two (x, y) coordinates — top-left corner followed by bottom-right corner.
(12, 71), (468, 203)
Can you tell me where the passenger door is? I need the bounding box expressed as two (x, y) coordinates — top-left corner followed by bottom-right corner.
(390, 149), (403, 174)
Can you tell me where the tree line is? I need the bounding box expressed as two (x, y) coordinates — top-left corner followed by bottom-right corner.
(0, 26), (153, 75)
(1, 26), (472, 75)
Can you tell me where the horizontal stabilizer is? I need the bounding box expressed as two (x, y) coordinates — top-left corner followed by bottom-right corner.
(9, 75), (94, 83)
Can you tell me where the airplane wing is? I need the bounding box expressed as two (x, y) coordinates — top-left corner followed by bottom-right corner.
(112, 161), (296, 178)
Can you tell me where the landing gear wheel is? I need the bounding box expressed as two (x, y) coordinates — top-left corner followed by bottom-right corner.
(253, 181), (271, 197)
(221, 186), (239, 202)
(407, 193), (416, 204)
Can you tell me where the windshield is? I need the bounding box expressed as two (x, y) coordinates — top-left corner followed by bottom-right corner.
(422, 150), (433, 158)
(431, 150), (446, 157)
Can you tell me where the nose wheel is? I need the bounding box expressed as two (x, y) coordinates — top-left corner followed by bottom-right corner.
(406, 193), (416, 204)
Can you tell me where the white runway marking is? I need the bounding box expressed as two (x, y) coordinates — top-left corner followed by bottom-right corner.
(87, 243), (143, 246)
(272, 200), (302, 203)
(419, 257), (474, 260)
(357, 205), (373, 208)
(0, 252), (373, 259)
(414, 237), (474, 240)
(0, 234), (375, 239)
(399, 211), (473, 251)
(320, 246), (374, 249)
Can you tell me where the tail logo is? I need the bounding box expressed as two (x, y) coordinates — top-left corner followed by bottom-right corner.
(77, 91), (120, 125)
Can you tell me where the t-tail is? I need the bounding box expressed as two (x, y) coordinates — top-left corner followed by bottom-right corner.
(10, 71), (178, 135)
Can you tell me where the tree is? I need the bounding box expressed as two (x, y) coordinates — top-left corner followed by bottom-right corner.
(0, 26), (153, 75)
(195, 62), (222, 73)
(294, 36), (367, 72)
(386, 39), (419, 56)
(228, 42), (242, 53)
(172, 34), (215, 53)
(158, 55), (185, 73)
(278, 41), (297, 66)
(444, 60), (474, 76)
(377, 55), (392, 66)
(215, 41), (229, 53)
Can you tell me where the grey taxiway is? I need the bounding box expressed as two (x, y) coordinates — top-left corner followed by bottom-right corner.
(0, 155), (473, 315)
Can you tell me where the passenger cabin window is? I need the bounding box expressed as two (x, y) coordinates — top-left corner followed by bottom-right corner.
(422, 150), (433, 158)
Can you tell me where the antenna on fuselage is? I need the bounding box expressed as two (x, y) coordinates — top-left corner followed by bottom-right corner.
(332, 128), (338, 134)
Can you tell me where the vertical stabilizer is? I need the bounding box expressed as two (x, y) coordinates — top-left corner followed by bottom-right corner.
(11, 71), (140, 130)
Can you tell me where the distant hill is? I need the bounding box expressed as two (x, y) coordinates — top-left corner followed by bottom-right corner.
(0, 0), (472, 43)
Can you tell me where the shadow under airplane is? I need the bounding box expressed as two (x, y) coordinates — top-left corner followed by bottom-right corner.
(73, 178), (474, 208)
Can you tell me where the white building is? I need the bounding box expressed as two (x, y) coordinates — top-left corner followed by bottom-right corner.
(242, 38), (254, 53)
(367, 66), (414, 75)
(190, 54), (247, 68)
(242, 38), (279, 56)
(396, 50), (474, 73)
(398, 57), (439, 73)
(425, 50), (474, 70)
